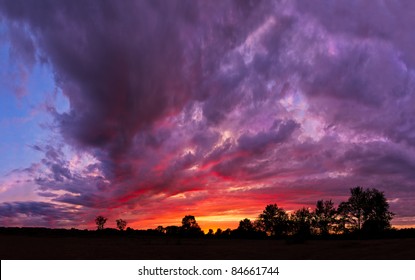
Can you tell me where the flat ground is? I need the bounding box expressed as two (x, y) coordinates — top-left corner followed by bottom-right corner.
(1, 235), (414, 259)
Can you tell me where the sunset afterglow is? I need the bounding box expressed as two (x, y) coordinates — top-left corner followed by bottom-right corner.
(1, 0), (415, 231)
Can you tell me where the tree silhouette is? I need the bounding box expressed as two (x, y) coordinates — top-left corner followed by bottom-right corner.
(156, 226), (165, 234)
(237, 218), (255, 232)
(362, 188), (394, 233)
(338, 187), (394, 234)
(338, 187), (367, 231)
(222, 228), (232, 236)
(214, 228), (223, 237)
(258, 204), (289, 237)
(234, 218), (265, 238)
(253, 219), (265, 233)
(95, 215), (107, 230)
(116, 219), (127, 231)
(165, 225), (180, 236)
(182, 215), (199, 230)
(291, 207), (313, 237)
(313, 200), (337, 235)
(181, 215), (203, 236)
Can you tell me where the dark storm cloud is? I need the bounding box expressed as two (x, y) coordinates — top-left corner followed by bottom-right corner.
(293, 0), (415, 148)
(342, 142), (415, 181)
(303, 43), (401, 106)
(0, 201), (59, 217)
(2, 0), (415, 227)
(0, 201), (81, 227)
(49, 164), (71, 182)
(238, 119), (299, 154)
(1, 0), (201, 151)
(302, 41), (415, 144)
(0, 0), (288, 176)
(34, 172), (111, 207)
(53, 193), (103, 208)
(296, 0), (415, 67)
(37, 145), (72, 183)
(191, 130), (221, 150)
(26, 143), (112, 208)
(37, 192), (58, 198)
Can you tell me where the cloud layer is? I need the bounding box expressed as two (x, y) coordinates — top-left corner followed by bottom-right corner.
(1, 0), (415, 229)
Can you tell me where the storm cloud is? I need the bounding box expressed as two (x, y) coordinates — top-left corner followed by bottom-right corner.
(1, 0), (415, 229)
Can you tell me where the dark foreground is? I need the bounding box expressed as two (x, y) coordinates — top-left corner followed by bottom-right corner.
(1, 234), (414, 259)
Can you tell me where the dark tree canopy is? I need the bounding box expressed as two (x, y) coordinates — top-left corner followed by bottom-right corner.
(116, 219), (127, 231)
(258, 204), (289, 237)
(234, 218), (266, 238)
(90, 187), (393, 238)
(237, 218), (255, 232)
(156, 226), (165, 234)
(338, 187), (394, 233)
(181, 215), (203, 236)
(165, 225), (180, 235)
(343, 186), (367, 231)
(181, 215), (201, 230)
(362, 188), (394, 233)
(314, 200), (337, 235)
(291, 207), (313, 237)
(95, 215), (107, 230)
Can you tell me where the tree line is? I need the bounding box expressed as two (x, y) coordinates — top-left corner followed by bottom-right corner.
(94, 187), (394, 239)
(234, 186), (394, 239)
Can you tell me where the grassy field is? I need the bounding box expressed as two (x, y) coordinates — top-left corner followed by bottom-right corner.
(1, 234), (414, 259)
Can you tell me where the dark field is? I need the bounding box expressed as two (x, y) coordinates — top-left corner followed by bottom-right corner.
(1, 234), (414, 259)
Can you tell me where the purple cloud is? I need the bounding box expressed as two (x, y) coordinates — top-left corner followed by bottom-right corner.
(0, 201), (82, 227)
(1, 0), (415, 229)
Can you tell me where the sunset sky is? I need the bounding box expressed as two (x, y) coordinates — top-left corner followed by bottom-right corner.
(1, 0), (415, 231)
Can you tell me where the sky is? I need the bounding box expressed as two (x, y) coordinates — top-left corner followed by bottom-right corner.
(1, 0), (415, 231)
